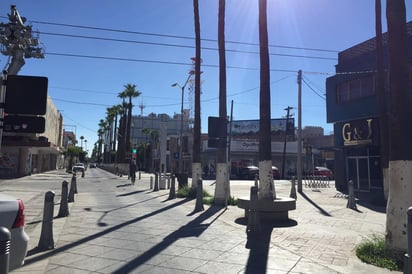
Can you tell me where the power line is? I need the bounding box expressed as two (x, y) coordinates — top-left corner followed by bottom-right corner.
(28, 19), (339, 53)
(301, 76), (326, 100)
(41, 31), (337, 61)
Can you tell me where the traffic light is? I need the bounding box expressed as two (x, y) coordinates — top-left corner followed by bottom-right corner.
(132, 148), (137, 159)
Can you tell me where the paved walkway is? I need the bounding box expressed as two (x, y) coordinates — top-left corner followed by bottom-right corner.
(0, 169), (400, 274)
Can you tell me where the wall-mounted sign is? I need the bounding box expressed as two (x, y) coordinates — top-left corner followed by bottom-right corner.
(342, 118), (376, 146)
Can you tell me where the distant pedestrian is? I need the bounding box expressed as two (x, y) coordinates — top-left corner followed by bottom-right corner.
(129, 161), (137, 184)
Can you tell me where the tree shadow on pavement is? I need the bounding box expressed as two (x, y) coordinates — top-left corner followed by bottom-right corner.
(111, 205), (225, 273)
(24, 197), (192, 263)
(235, 217), (297, 273)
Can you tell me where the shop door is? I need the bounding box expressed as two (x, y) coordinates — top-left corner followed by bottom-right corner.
(347, 157), (370, 191)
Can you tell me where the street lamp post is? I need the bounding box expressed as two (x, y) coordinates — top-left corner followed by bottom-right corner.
(171, 74), (192, 180)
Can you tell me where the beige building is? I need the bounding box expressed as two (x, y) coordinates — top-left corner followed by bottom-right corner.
(1, 96), (64, 178)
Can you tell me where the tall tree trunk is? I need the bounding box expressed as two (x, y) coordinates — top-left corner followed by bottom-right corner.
(118, 111), (127, 162)
(126, 97), (132, 153)
(385, 0), (412, 258)
(258, 0), (275, 200)
(214, 0), (230, 205)
(192, 0), (202, 188)
(375, 0), (390, 199)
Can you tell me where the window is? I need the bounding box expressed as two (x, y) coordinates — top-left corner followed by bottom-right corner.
(337, 76), (375, 103)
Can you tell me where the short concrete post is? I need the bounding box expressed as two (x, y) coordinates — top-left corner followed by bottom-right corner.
(153, 173), (159, 191)
(405, 207), (412, 274)
(168, 174), (176, 200)
(346, 180), (357, 210)
(150, 176), (153, 189)
(138, 171), (141, 180)
(68, 175), (76, 203)
(246, 186), (261, 238)
(57, 181), (69, 217)
(290, 177), (297, 199)
(194, 176), (204, 212)
(0, 226), (11, 274)
(38, 191), (55, 250)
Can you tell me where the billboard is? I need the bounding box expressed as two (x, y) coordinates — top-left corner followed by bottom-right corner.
(231, 118), (295, 139)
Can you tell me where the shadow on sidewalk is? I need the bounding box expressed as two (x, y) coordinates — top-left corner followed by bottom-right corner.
(235, 217), (297, 273)
(299, 191), (332, 217)
(23, 196), (192, 265)
(112, 205), (226, 273)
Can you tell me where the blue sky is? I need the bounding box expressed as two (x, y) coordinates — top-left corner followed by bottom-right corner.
(1, 1), (411, 153)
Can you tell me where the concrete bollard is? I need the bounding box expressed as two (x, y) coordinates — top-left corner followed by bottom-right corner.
(194, 176), (204, 212)
(246, 186), (261, 238)
(139, 171), (141, 180)
(38, 191), (55, 250)
(68, 175), (76, 203)
(405, 207), (412, 274)
(254, 173), (259, 188)
(0, 226), (11, 274)
(346, 180), (357, 210)
(168, 174), (176, 200)
(153, 173), (159, 192)
(57, 181), (70, 217)
(290, 177), (297, 199)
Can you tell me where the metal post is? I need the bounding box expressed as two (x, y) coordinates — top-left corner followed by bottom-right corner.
(150, 176), (153, 189)
(246, 186), (261, 240)
(68, 174), (76, 203)
(153, 173), (159, 191)
(168, 174), (176, 200)
(0, 227), (10, 274)
(194, 176), (204, 212)
(38, 191), (55, 250)
(405, 207), (412, 274)
(290, 177), (297, 199)
(57, 181), (69, 217)
(346, 180), (357, 210)
(297, 70), (303, 192)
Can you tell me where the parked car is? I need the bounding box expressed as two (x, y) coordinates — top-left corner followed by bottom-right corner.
(72, 163), (85, 173)
(89, 163), (97, 168)
(272, 166), (280, 179)
(239, 166), (259, 180)
(0, 193), (29, 270)
(313, 166), (333, 179)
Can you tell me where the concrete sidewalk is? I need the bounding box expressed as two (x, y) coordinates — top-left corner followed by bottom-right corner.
(1, 169), (399, 273)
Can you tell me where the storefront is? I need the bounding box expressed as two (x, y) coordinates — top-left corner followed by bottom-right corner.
(334, 117), (383, 193)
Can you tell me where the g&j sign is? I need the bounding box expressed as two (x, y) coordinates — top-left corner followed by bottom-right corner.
(341, 118), (377, 146)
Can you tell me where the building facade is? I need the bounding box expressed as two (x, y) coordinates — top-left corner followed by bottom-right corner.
(1, 96), (64, 177)
(326, 21), (412, 197)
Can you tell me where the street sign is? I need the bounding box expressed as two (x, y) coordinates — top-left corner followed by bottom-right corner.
(5, 75), (48, 115)
(3, 115), (45, 133)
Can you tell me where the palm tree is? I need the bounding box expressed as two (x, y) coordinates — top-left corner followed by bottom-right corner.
(214, 0), (230, 205)
(385, 0), (411, 259)
(192, 0), (202, 188)
(117, 95), (128, 162)
(118, 84), (141, 161)
(80, 136), (84, 150)
(258, 0), (275, 201)
(97, 119), (108, 163)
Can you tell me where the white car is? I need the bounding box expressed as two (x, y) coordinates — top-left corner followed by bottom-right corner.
(0, 193), (29, 270)
(72, 163), (85, 173)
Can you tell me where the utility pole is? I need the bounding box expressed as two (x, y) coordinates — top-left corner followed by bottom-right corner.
(0, 5), (44, 75)
(297, 70), (303, 193)
(281, 106), (293, 179)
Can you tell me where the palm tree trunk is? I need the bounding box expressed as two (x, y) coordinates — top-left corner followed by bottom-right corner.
(385, 0), (412, 258)
(375, 0), (390, 199)
(214, 0), (230, 205)
(258, 0), (275, 201)
(126, 97), (132, 154)
(192, 0), (202, 188)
